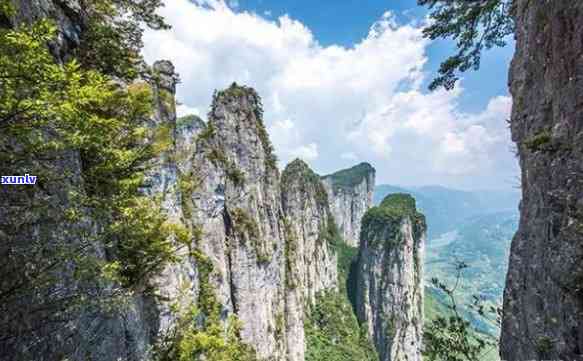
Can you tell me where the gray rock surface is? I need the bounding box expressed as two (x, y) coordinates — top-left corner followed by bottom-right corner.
(2, 2), (418, 360)
(356, 194), (425, 361)
(281, 159), (339, 361)
(322, 163), (376, 247)
(500, 1), (583, 360)
(183, 83), (288, 359)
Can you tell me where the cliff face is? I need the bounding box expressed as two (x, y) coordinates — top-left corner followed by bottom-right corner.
(281, 159), (339, 361)
(356, 194), (425, 361)
(7, 0), (86, 60)
(322, 163), (376, 247)
(177, 84), (287, 359)
(501, 2), (583, 360)
(2, 2), (419, 360)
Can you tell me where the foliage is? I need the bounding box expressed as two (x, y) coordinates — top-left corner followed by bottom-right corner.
(379, 193), (418, 214)
(524, 130), (552, 152)
(74, 0), (170, 80)
(361, 193), (425, 246)
(0, 19), (182, 284)
(197, 121), (216, 142)
(305, 224), (375, 361)
(319, 214), (343, 248)
(305, 291), (378, 361)
(230, 208), (260, 241)
(334, 242), (359, 309)
(177, 114), (203, 129)
(418, 0), (514, 90)
(207, 148), (246, 186)
(175, 313), (257, 361)
(283, 217), (299, 289)
(214, 83), (278, 169)
(229, 207), (271, 263)
(154, 250), (257, 361)
(322, 162), (374, 191)
(282, 158), (329, 207)
(107, 197), (186, 288)
(423, 262), (500, 361)
(0, 15), (183, 356)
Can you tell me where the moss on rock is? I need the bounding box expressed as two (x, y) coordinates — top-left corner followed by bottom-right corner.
(361, 193), (426, 247)
(322, 162), (374, 191)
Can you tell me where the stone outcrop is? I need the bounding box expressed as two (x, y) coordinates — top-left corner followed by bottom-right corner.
(322, 163), (376, 247)
(6, 0), (86, 60)
(356, 194), (425, 361)
(1, 2), (418, 360)
(500, 2), (583, 360)
(281, 159), (339, 361)
(178, 83), (287, 359)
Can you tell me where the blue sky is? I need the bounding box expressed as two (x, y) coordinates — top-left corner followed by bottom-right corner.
(232, 0), (515, 113)
(143, 0), (519, 190)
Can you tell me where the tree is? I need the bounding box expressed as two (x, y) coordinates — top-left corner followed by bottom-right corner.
(418, 0), (515, 90)
(0, 7), (186, 359)
(74, 0), (170, 80)
(423, 262), (501, 361)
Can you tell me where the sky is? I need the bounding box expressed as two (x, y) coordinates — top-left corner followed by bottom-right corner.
(142, 0), (519, 190)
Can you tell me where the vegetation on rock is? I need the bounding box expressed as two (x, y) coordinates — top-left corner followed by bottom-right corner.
(0, 6), (188, 356)
(282, 158), (329, 208)
(322, 162), (374, 191)
(154, 250), (258, 361)
(214, 82), (278, 170)
(305, 291), (378, 361)
(305, 221), (376, 361)
(361, 193), (425, 246)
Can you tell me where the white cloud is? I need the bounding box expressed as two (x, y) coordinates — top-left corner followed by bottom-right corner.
(143, 0), (518, 189)
(289, 143), (319, 161)
(341, 152), (358, 161)
(176, 102), (201, 118)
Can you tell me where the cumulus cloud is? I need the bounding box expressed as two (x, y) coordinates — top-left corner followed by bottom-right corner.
(143, 0), (518, 189)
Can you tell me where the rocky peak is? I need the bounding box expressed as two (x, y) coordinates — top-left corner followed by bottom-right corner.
(356, 193), (425, 361)
(281, 158), (339, 361)
(176, 82), (287, 359)
(321, 162), (376, 246)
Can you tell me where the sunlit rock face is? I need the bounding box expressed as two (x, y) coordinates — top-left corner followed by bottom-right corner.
(2, 2), (416, 360)
(355, 194), (425, 361)
(179, 83), (288, 359)
(281, 158), (339, 361)
(321, 163), (376, 247)
(501, 2), (583, 360)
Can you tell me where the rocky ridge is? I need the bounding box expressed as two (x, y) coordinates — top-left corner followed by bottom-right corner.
(356, 194), (425, 361)
(281, 159), (339, 361)
(322, 163), (376, 247)
(1, 2), (427, 360)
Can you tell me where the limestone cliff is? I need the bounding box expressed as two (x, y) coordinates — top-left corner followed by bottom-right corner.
(0, 2), (408, 360)
(501, 1), (583, 360)
(322, 163), (376, 247)
(281, 159), (339, 361)
(356, 194), (425, 361)
(176, 83), (287, 359)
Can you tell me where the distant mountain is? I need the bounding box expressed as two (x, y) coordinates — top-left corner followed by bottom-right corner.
(375, 184), (520, 239)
